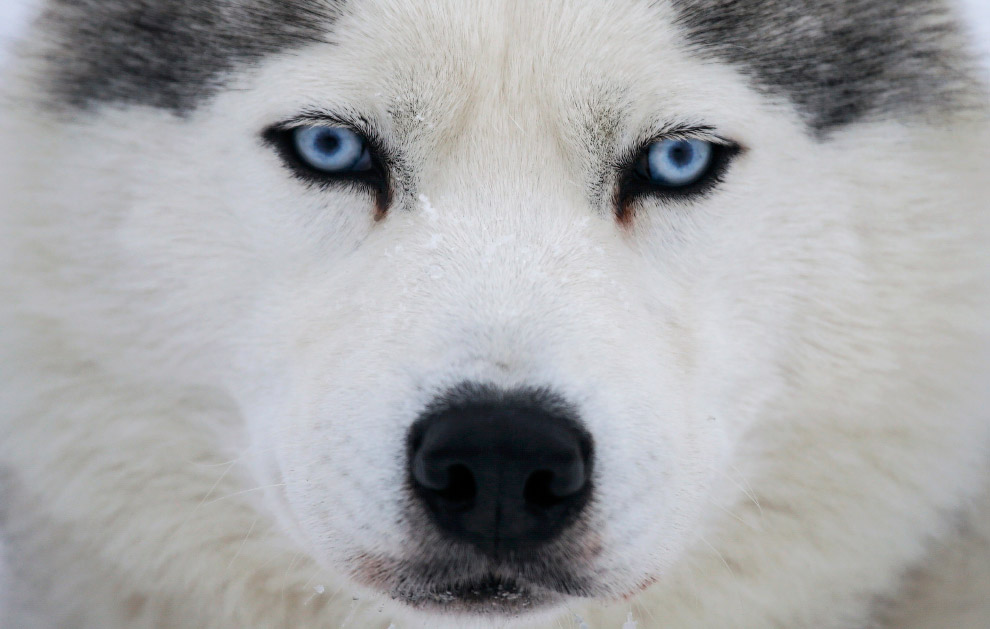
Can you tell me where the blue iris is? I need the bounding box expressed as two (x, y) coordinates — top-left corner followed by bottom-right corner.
(292, 125), (372, 173)
(643, 138), (714, 187)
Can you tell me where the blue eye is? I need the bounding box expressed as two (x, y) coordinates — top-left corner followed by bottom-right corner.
(641, 138), (714, 187)
(292, 125), (373, 173)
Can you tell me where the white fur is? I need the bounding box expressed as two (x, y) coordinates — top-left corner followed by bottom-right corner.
(1, 1), (989, 627)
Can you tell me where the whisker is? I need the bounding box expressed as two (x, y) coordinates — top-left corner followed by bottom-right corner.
(195, 458), (243, 468)
(720, 466), (763, 516)
(198, 460), (237, 504)
(711, 499), (757, 530)
(204, 483), (287, 505)
(699, 535), (735, 577)
(300, 567), (324, 592)
(224, 516), (258, 574)
(634, 599), (659, 627)
(281, 550), (303, 610)
(169, 460), (238, 540)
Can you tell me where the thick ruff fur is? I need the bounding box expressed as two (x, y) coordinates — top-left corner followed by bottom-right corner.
(1, 1), (988, 627)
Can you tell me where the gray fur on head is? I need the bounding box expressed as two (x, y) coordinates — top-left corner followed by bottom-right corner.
(39, 0), (341, 115)
(31, 0), (984, 131)
(669, 0), (979, 135)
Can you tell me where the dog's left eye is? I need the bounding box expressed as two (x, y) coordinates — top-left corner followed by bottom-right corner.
(617, 135), (738, 215)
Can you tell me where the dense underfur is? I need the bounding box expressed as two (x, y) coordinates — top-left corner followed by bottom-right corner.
(1, 0), (989, 628)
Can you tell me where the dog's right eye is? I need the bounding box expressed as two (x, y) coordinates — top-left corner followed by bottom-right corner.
(263, 123), (390, 202)
(292, 126), (374, 174)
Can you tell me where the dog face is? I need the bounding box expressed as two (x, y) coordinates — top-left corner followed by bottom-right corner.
(190, 2), (745, 610)
(3, 0), (987, 625)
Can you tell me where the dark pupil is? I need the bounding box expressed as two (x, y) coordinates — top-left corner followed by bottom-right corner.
(316, 132), (341, 153)
(669, 142), (692, 167)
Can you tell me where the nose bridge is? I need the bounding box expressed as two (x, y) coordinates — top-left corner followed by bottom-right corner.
(392, 104), (628, 369)
(417, 186), (611, 329)
(397, 198), (633, 389)
(420, 121), (607, 288)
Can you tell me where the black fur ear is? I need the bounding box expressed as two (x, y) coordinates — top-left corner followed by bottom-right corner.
(670, 0), (979, 136)
(38, 0), (343, 115)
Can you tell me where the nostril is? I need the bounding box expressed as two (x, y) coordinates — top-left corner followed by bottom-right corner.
(411, 445), (478, 507)
(524, 457), (587, 510)
(437, 463), (476, 506)
(548, 456), (586, 497)
(523, 470), (561, 509)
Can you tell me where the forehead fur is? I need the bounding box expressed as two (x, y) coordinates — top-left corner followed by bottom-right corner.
(38, 0), (341, 114)
(33, 0), (980, 133)
(669, 0), (978, 134)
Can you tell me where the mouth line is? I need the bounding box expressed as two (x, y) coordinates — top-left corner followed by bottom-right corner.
(391, 573), (553, 612)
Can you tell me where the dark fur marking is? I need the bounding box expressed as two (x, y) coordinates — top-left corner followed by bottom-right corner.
(669, 0), (978, 135)
(38, 0), (980, 130)
(39, 0), (342, 114)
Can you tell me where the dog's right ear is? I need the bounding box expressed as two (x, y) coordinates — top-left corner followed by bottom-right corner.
(18, 0), (344, 115)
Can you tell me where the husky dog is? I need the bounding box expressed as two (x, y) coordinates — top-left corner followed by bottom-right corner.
(1, 0), (988, 627)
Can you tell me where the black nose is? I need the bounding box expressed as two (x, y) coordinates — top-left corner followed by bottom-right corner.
(407, 385), (593, 556)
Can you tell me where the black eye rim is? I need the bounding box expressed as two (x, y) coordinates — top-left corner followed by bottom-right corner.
(615, 131), (742, 220)
(262, 114), (393, 214)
